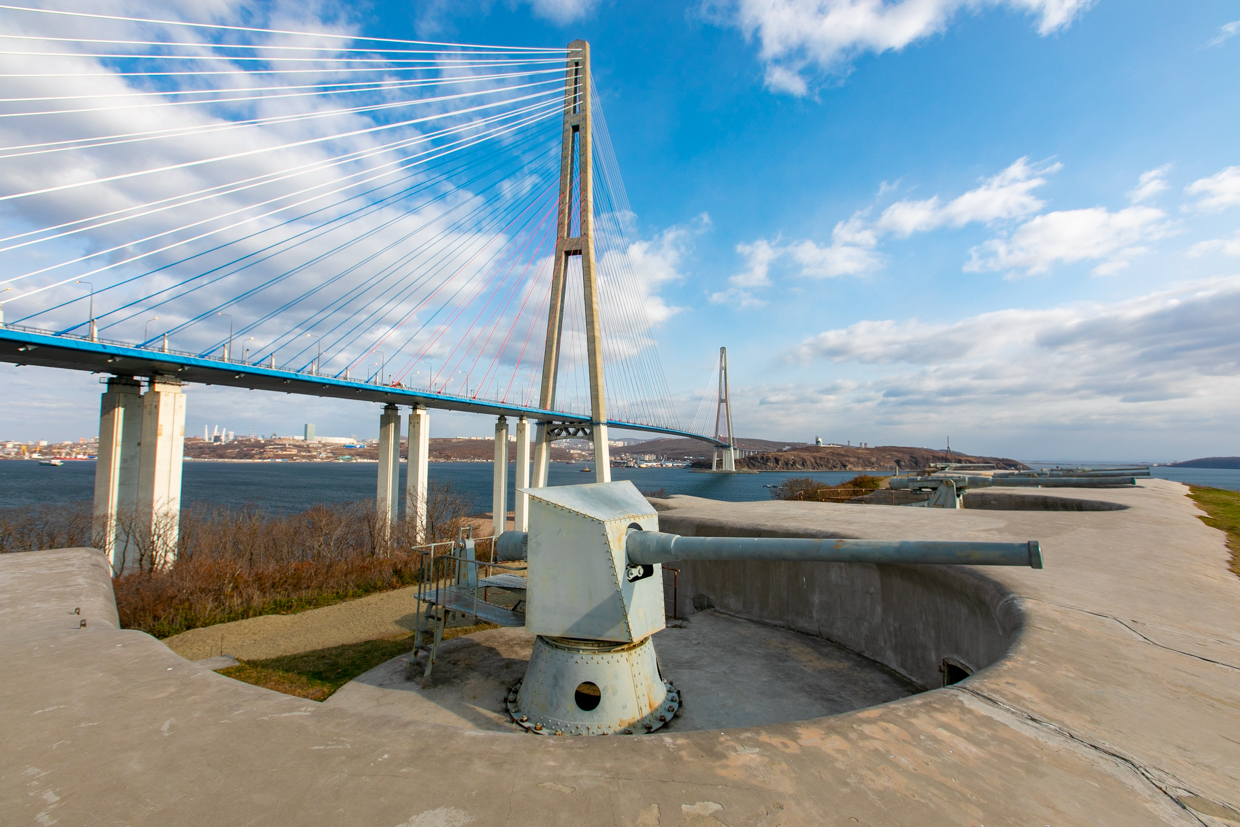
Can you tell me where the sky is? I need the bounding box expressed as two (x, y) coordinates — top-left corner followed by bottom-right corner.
(1, 0), (1239, 461)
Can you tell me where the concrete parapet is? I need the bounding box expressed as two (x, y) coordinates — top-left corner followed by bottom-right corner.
(3, 480), (1239, 825)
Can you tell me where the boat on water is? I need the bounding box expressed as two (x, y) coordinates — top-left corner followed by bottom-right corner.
(38, 459), (64, 466)
(581, 466), (592, 472)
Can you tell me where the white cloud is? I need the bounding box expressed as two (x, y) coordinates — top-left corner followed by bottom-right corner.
(965, 205), (1174, 276)
(730, 238), (782, 287)
(716, 212), (881, 307)
(708, 285), (767, 307)
(1185, 166), (1240, 213)
(1127, 165), (1171, 203)
(525, 0), (600, 24)
(710, 0), (1096, 95)
(779, 276), (1240, 435)
(1189, 233), (1240, 258)
(1209, 20), (1240, 47)
(785, 213), (881, 277)
(598, 213), (710, 339)
(875, 158), (1057, 236)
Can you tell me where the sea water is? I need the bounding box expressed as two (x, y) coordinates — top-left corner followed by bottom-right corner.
(1, 460), (1236, 515)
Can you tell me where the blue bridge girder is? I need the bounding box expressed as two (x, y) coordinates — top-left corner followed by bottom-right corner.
(0, 325), (727, 448)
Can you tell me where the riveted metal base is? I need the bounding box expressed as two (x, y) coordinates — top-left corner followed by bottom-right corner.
(506, 636), (680, 735)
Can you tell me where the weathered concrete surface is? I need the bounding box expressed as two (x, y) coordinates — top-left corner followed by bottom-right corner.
(327, 612), (918, 733)
(3, 479), (1238, 826)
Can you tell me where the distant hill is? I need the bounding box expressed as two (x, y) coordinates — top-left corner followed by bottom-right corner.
(612, 437), (805, 461)
(1167, 457), (1240, 469)
(185, 437), (573, 462)
(733, 445), (1027, 473)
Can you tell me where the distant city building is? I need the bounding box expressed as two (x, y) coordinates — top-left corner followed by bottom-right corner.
(304, 423), (316, 442)
(815, 436), (822, 446)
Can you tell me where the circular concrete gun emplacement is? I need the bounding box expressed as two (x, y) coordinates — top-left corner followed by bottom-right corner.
(392, 481), (1041, 737)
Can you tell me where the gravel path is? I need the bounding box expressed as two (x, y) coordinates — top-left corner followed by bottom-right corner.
(161, 586), (426, 661)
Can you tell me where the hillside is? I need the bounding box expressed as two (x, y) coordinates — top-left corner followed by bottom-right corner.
(184, 437), (574, 463)
(1167, 457), (1240, 470)
(612, 437), (805, 461)
(733, 445), (1027, 472)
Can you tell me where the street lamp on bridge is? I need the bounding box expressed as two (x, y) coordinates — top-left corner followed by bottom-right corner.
(217, 312), (233, 362)
(143, 317), (159, 345)
(76, 280), (95, 341)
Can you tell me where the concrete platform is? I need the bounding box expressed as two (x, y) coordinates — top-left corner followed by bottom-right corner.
(3, 479), (1239, 826)
(326, 612), (919, 732)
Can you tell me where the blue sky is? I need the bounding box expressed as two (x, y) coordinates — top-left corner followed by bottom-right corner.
(2, 0), (1239, 461)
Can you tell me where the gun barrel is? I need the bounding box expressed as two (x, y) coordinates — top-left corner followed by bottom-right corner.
(890, 475), (1134, 489)
(626, 532), (1042, 569)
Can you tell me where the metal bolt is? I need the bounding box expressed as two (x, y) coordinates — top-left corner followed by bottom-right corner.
(520, 715), (528, 722)
(658, 715), (666, 722)
(79, 619), (87, 628)
(74, 608), (80, 615)
(534, 723), (543, 731)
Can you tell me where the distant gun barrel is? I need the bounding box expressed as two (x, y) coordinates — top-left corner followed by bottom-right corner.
(996, 469), (1148, 478)
(890, 475), (1134, 489)
(625, 531), (1042, 569)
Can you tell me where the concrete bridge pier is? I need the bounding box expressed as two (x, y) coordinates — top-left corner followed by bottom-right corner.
(93, 377), (143, 575)
(592, 422), (611, 483)
(493, 416), (509, 538)
(531, 423), (550, 490)
(376, 403), (400, 539)
(405, 406), (429, 543)
(513, 417), (530, 531)
(135, 378), (186, 569)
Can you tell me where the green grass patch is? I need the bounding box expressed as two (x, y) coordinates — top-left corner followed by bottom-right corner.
(1188, 486), (1240, 580)
(218, 622), (498, 701)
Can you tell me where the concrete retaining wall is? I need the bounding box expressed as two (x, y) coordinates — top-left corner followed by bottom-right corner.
(659, 516), (1023, 689)
(963, 491), (1129, 511)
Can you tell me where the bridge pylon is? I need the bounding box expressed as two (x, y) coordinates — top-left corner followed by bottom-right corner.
(712, 347), (737, 472)
(532, 40), (611, 488)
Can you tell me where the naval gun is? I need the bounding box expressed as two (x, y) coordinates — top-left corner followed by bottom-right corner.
(462, 480), (1040, 736)
(890, 472), (1139, 508)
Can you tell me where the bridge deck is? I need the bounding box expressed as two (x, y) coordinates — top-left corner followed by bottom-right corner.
(0, 325), (724, 445)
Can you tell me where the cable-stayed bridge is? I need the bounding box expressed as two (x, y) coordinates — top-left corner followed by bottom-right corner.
(0, 7), (731, 572)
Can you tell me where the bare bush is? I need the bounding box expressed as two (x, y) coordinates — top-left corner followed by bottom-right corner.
(770, 475), (887, 503)
(1, 481), (476, 639)
(0, 502), (93, 553)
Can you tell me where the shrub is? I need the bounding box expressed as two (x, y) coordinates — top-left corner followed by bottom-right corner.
(1, 482), (476, 639)
(770, 474), (888, 503)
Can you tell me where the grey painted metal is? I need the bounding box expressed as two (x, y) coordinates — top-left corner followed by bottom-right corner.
(508, 479), (1043, 736)
(625, 531), (1043, 569)
(892, 475), (1136, 489)
(507, 636), (679, 736)
(924, 478), (962, 509)
(524, 482), (664, 643)
(0, 325), (725, 446)
(996, 468), (1150, 478)
(495, 527), (528, 562)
